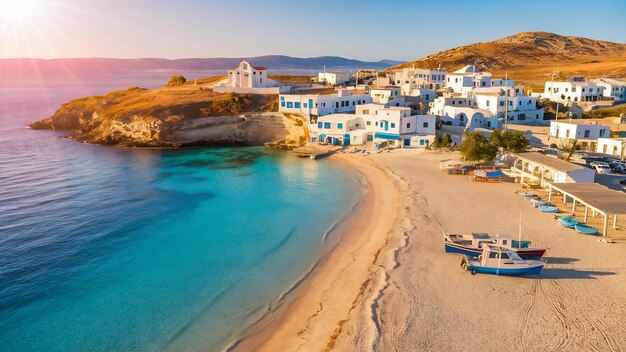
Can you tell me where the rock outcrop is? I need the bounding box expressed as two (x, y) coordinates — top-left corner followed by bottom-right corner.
(28, 79), (300, 148)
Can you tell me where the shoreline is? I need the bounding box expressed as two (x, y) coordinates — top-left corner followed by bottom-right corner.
(231, 153), (402, 351)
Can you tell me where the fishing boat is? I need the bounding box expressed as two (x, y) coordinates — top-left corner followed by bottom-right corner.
(444, 232), (546, 259)
(557, 216), (581, 228)
(538, 204), (559, 213)
(461, 245), (545, 276)
(574, 224), (599, 236)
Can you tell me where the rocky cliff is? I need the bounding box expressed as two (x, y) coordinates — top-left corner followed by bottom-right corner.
(29, 78), (300, 148)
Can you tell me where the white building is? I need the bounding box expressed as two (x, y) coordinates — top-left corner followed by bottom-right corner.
(278, 90), (372, 122)
(444, 65), (514, 96)
(549, 121), (610, 140)
(226, 60), (276, 88)
(542, 77), (605, 103)
(512, 152), (595, 186)
(593, 78), (626, 101)
(596, 138), (626, 159)
(472, 86), (544, 122)
(310, 104), (435, 148)
(369, 87), (403, 105)
(430, 84), (543, 131)
(318, 72), (351, 86)
(215, 60), (287, 94)
(391, 67), (447, 89)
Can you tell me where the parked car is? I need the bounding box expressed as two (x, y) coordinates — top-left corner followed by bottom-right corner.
(590, 161), (610, 168)
(619, 179), (626, 186)
(594, 165), (612, 174)
(609, 162), (626, 173)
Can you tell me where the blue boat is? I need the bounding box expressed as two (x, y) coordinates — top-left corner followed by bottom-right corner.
(461, 245), (545, 276)
(574, 224), (600, 236)
(539, 205), (559, 213)
(557, 216), (581, 228)
(444, 232), (546, 259)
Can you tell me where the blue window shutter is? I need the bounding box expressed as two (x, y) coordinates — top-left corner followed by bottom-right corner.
(338, 123), (343, 129)
(318, 122), (323, 128)
(281, 102), (285, 107)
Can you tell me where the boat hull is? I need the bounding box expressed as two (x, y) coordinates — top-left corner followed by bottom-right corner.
(445, 242), (545, 259)
(466, 264), (544, 276)
(557, 217), (579, 228)
(574, 224), (599, 236)
(539, 205), (559, 213)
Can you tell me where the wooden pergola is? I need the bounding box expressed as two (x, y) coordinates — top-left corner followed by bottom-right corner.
(546, 183), (626, 236)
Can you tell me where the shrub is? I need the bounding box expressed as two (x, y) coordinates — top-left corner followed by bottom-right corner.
(460, 132), (498, 161)
(490, 129), (529, 152)
(167, 76), (187, 86)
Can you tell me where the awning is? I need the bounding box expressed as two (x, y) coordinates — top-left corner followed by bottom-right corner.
(374, 132), (400, 140)
(547, 183), (626, 214)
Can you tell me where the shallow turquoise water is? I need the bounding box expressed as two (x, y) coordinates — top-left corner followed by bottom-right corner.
(0, 74), (361, 351)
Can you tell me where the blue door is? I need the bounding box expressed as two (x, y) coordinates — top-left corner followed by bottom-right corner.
(384, 121), (389, 131)
(343, 134), (350, 146)
(403, 138), (411, 147)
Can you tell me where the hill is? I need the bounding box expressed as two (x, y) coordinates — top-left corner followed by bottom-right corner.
(0, 56), (401, 78)
(392, 32), (626, 85)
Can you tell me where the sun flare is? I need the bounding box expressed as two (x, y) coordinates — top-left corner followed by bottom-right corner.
(0, 0), (39, 22)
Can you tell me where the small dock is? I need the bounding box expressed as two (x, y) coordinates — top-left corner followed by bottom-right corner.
(292, 145), (341, 159)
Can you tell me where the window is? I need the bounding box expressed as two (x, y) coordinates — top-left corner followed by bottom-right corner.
(375, 121), (378, 126)
(390, 123), (396, 128)
(584, 130), (590, 138)
(366, 121), (371, 126)
(281, 102), (285, 107)
(486, 100), (490, 106)
(318, 122), (323, 128)
(423, 122), (429, 128)
(500, 101), (505, 107)
(294, 102), (301, 108)
(253, 72), (256, 75)
(324, 122), (331, 129)
(260, 72), (262, 75)
(565, 130), (570, 138)
(600, 129), (606, 137)
(509, 101), (513, 106)
(337, 123), (343, 129)
(303, 103), (307, 108)
(286, 102), (293, 108)
(280, 96), (285, 101)
(260, 78), (263, 83)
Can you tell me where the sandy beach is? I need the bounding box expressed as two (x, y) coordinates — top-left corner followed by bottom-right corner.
(236, 149), (626, 352)
(232, 153), (402, 351)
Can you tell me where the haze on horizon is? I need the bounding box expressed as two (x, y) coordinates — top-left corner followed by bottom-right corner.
(1, 0), (625, 61)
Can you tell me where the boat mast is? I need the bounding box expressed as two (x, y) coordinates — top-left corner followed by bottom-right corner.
(518, 212), (522, 248)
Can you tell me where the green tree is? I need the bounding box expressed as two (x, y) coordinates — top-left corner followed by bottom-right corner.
(491, 129), (529, 152)
(431, 133), (453, 149)
(167, 75), (187, 86)
(460, 132), (498, 161)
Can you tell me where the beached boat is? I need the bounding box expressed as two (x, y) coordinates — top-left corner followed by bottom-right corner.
(574, 224), (599, 236)
(461, 245), (545, 276)
(538, 205), (559, 213)
(444, 232), (546, 259)
(557, 216), (581, 228)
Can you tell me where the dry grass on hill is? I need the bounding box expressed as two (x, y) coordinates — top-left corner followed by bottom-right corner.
(391, 32), (626, 86)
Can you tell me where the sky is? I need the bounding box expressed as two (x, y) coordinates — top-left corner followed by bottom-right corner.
(1, 0), (625, 61)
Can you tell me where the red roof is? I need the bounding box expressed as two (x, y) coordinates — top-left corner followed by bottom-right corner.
(253, 66), (267, 70)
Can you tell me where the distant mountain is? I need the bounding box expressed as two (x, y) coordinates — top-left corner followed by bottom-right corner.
(0, 55), (401, 77)
(391, 32), (626, 85)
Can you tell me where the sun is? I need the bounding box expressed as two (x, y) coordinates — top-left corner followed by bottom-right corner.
(0, 0), (39, 22)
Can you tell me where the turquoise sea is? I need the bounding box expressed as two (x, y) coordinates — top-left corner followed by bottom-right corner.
(0, 72), (361, 351)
